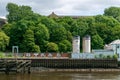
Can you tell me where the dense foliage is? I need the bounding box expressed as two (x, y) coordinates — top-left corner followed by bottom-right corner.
(1, 3), (120, 53)
(0, 31), (9, 51)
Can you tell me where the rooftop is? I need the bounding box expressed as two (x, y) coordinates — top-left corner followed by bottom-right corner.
(48, 12), (93, 19)
(110, 39), (120, 45)
(0, 17), (7, 28)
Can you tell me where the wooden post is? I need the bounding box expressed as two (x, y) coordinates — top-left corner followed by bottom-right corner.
(16, 60), (18, 73)
(23, 66), (25, 73)
(5, 61), (9, 75)
(28, 66), (31, 74)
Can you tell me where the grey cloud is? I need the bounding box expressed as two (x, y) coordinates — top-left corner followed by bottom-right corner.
(0, 0), (63, 16)
(72, 0), (120, 15)
(74, 0), (120, 11)
(0, 1), (7, 16)
(0, 0), (120, 17)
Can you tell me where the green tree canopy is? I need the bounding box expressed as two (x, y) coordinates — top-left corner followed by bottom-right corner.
(111, 26), (120, 40)
(34, 23), (49, 52)
(46, 42), (58, 52)
(22, 29), (40, 52)
(91, 34), (104, 49)
(2, 23), (12, 36)
(95, 15), (120, 27)
(3, 3), (120, 52)
(50, 26), (67, 42)
(95, 23), (111, 44)
(60, 40), (72, 52)
(6, 3), (34, 23)
(104, 7), (120, 20)
(9, 20), (29, 48)
(0, 31), (10, 51)
(58, 43), (67, 53)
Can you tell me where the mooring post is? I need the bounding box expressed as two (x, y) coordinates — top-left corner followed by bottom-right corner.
(28, 66), (31, 74)
(16, 61), (19, 73)
(5, 61), (9, 75)
(23, 66), (25, 73)
(28, 61), (31, 74)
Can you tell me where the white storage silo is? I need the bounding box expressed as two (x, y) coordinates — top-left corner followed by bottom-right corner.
(83, 35), (91, 53)
(72, 36), (80, 53)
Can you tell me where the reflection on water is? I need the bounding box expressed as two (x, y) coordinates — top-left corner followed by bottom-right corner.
(0, 72), (120, 80)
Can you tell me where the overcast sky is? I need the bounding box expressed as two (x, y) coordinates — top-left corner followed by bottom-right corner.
(0, 0), (120, 18)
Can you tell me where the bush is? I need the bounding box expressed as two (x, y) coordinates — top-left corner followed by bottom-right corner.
(46, 42), (58, 52)
(31, 45), (40, 53)
(106, 55), (112, 59)
(94, 55), (98, 59)
(58, 43), (67, 53)
(7, 53), (13, 57)
(0, 52), (5, 58)
(113, 54), (118, 59)
(99, 54), (104, 59)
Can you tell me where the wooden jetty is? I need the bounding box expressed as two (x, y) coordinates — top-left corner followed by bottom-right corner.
(0, 59), (31, 74)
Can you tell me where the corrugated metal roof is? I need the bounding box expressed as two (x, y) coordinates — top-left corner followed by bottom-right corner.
(110, 39), (120, 44)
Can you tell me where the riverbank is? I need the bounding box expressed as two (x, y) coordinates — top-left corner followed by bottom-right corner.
(30, 67), (120, 73)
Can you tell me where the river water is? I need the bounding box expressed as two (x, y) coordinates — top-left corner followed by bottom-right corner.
(0, 72), (120, 80)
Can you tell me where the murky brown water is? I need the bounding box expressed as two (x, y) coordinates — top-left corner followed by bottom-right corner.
(0, 72), (120, 80)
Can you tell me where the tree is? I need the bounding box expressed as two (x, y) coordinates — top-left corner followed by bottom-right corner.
(6, 3), (120, 53)
(66, 31), (72, 42)
(0, 31), (9, 51)
(91, 34), (104, 49)
(6, 3), (34, 23)
(60, 40), (72, 52)
(40, 16), (56, 30)
(22, 29), (40, 52)
(95, 23), (112, 44)
(54, 16), (73, 31)
(58, 40), (72, 53)
(40, 17), (68, 42)
(85, 23), (97, 36)
(94, 15), (120, 43)
(59, 22), (71, 31)
(9, 20), (29, 49)
(104, 7), (120, 20)
(34, 23), (49, 52)
(111, 26), (120, 41)
(76, 17), (93, 37)
(95, 15), (120, 27)
(2, 23), (12, 36)
(46, 42), (58, 52)
(70, 21), (80, 36)
(58, 43), (67, 53)
(50, 26), (67, 42)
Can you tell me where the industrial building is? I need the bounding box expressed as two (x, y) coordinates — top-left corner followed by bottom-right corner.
(71, 35), (118, 59)
(72, 36), (80, 53)
(82, 35), (91, 53)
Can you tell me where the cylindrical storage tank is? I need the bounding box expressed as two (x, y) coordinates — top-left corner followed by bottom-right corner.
(72, 36), (80, 53)
(83, 35), (91, 53)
